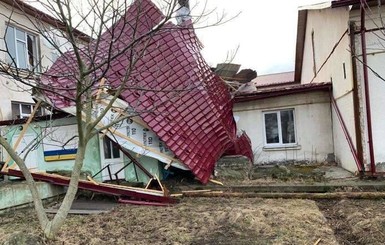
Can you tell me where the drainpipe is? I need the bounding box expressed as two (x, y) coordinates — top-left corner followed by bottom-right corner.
(360, 3), (376, 175)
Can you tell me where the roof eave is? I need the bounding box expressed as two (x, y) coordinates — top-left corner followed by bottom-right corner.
(234, 83), (332, 103)
(294, 10), (307, 83)
(331, 0), (385, 8)
(1, 0), (91, 43)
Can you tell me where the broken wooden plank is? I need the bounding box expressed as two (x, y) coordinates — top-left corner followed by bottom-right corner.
(87, 175), (99, 185)
(209, 179), (224, 186)
(181, 191), (385, 199)
(118, 198), (173, 206)
(181, 189), (212, 194)
(45, 209), (110, 215)
(314, 238), (322, 245)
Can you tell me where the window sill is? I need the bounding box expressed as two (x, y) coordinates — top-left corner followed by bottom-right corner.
(263, 145), (301, 151)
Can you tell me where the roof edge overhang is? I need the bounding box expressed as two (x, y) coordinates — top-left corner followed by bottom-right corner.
(234, 83), (332, 103)
(331, 0), (385, 8)
(294, 9), (308, 83)
(256, 80), (299, 89)
(0, 112), (71, 126)
(0, 0), (91, 42)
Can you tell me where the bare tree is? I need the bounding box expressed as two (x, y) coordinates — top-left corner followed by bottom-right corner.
(0, 0), (232, 239)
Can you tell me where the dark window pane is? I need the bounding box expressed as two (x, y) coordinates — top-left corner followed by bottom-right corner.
(103, 137), (112, 159)
(281, 110), (295, 144)
(11, 103), (20, 119)
(265, 113), (279, 144)
(112, 144), (120, 158)
(21, 104), (31, 114)
(27, 35), (35, 67)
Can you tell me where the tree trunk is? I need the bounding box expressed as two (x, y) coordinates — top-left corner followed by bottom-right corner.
(0, 136), (49, 231)
(43, 138), (88, 238)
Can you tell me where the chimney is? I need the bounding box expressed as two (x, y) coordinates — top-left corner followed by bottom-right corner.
(176, 0), (191, 25)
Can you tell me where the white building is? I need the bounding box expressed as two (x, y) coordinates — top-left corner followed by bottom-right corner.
(234, 0), (385, 176)
(0, 0), (89, 163)
(0, 0), (88, 121)
(234, 72), (334, 165)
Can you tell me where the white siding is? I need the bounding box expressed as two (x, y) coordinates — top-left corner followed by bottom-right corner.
(351, 6), (385, 167)
(234, 91), (333, 165)
(0, 2), (69, 120)
(301, 7), (358, 172)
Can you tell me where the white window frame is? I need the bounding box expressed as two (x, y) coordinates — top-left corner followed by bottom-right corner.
(102, 137), (121, 160)
(263, 109), (297, 147)
(11, 102), (43, 119)
(5, 25), (39, 71)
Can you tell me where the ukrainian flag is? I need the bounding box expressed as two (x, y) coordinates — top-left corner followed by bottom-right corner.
(44, 149), (77, 161)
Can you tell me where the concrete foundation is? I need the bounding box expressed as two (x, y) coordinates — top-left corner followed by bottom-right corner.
(0, 181), (65, 212)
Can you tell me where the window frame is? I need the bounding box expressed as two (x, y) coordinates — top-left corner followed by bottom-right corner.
(11, 101), (44, 119)
(103, 137), (121, 160)
(262, 108), (297, 148)
(5, 24), (40, 71)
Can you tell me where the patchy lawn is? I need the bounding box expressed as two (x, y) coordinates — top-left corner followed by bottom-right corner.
(317, 199), (385, 245)
(1, 197), (385, 245)
(1, 198), (337, 245)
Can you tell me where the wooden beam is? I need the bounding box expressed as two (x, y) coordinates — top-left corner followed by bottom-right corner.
(181, 191), (385, 199)
(87, 175), (99, 185)
(209, 179), (224, 186)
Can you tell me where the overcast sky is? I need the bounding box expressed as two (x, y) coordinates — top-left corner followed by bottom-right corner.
(27, 0), (323, 75)
(193, 0), (324, 75)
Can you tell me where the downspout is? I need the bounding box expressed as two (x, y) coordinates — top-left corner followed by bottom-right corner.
(360, 3), (376, 175)
(349, 21), (365, 175)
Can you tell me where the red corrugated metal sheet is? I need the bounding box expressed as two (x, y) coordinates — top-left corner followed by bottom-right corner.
(39, 0), (253, 184)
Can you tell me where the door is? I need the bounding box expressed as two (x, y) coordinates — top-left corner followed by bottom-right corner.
(12, 134), (38, 170)
(100, 137), (125, 181)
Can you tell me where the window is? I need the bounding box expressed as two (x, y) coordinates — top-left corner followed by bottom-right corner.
(103, 137), (120, 159)
(11, 102), (44, 119)
(5, 26), (38, 70)
(263, 109), (296, 146)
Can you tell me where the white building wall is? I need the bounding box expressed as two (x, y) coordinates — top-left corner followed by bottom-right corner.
(350, 7), (385, 167)
(0, 2), (68, 120)
(301, 7), (358, 172)
(234, 91), (333, 165)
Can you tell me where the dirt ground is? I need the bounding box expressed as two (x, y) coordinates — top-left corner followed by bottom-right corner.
(1, 164), (385, 245)
(1, 197), (385, 245)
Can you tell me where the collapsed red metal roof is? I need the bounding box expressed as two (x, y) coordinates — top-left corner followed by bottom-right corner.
(39, 0), (253, 183)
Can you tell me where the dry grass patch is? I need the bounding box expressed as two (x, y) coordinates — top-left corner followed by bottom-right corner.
(0, 198), (339, 245)
(318, 199), (385, 245)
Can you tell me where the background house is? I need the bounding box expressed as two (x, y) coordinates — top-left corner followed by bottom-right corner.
(235, 0), (385, 176)
(296, 0), (385, 174)
(233, 71), (334, 165)
(0, 0), (88, 121)
(0, 0), (88, 164)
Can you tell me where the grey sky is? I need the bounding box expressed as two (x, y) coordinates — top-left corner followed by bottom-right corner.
(194, 0), (323, 75)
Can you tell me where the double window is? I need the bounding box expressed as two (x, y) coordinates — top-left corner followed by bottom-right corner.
(263, 109), (296, 147)
(5, 25), (38, 70)
(11, 102), (44, 119)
